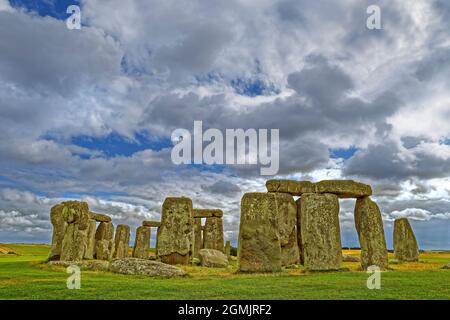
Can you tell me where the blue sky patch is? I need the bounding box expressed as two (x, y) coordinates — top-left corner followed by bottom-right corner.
(9, 0), (80, 20)
(330, 147), (358, 160)
(71, 132), (173, 158)
(230, 78), (280, 97)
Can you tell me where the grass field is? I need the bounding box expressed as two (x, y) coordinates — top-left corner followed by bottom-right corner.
(0, 244), (449, 300)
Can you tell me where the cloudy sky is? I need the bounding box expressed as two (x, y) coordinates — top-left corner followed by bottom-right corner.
(0, 0), (449, 249)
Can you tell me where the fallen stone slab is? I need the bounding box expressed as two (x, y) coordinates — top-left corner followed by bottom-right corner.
(109, 258), (187, 277)
(198, 249), (229, 268)
(89, 212), (112, 223)
(193, 209), (223, 218)
(342, 254), (361, 262)
(47, 260), (110, 271)
(266, 180), (315, 196)
(142, 220), (161, 228)
(315, 180), (372, 198)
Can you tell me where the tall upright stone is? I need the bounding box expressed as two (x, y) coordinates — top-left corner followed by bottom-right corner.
(114, 224), (131, 259)
(203, 216), (224, 252)
(394, 218), (419, 262)
(193, 218), (203, 258)
(133, 226), (150, 259)
(354, 197), (388, 270)
(273, 192), (299, 266)
(60, 201), (91, 262)
(95, 221), (115, 260)
(238, 193), (281, 272)
(295, 198), (303, 265)
(157, 197), (194, 265)
(225, 241), (231, 258)
(84, 219), (97, 259)
(299, 193), (342, 271)
(48, 203), (67, 261)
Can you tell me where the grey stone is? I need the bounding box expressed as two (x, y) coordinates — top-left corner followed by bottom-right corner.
(113, 224), (130, 259)
(133, 226), (150, 259)
(203, 217), (224, 252)
(199, 249), (229, 268)
(394, 218), (419, 262)
(109, 258), (187, 277)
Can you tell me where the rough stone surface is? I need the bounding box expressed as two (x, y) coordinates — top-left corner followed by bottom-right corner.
(299, 193), (342, 271)
(84, 219), (97, 260)
(295, 198), (303, 265)
(315, 180), (372, 198)
(238, 193), (281, 272)
(193, 209), (223, 218)
(273, 192), (300, 266)
(133, 226), (150, 259)
(157, 197), (193, 265)
(95, 221), (115, 260)
(113, 224), (130, 259)
(95, 239), (114, 260)
(60, 201), (91, 262)
(89, 212), (112, 222)
(48, 203), (67, 261)
(355, 197), (388, 270)
(342, 254), (361, 262)
(203, 217), (224, 252)
(225, 241), (231, 258)
(199, 249), (229, 268)
(394, 218), (419, 262)
(266, 180), (315, 196)
(193, 218), (202, 258)
(109, 258), (187, 277)
(142, 221), (161, 228)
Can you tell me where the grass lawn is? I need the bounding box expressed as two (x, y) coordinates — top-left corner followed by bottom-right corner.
(0, 244), (449, 300)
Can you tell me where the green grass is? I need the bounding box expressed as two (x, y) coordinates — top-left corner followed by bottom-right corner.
(0, 244), (449, 300)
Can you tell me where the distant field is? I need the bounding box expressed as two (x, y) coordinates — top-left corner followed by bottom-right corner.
(0, 244), (449, 300)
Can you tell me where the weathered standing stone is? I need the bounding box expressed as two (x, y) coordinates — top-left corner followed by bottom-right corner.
(157, 197), (194, 265)
(238, 193), (281, 272)
(295, 199), (303, 265)
(95, 222), (115, 260)
(133, 226), (150, 259)
(342, 254), (361, 262)
(198, 249), (229, 268)
(203, 216), (224, 252)
(354, 197), (388, 270)
(225, 241), (231, 258)
(84, 219), (97, 260)
(48, 203), (67, 261)
(89, 212), (112, 222)
(394, 218), (419, 262)
(299, 193), (342, 271)
(193, 218), (203, 258)
(273, 192), (300, 266)
(315, 180), (372, 198)
(266, 180), (316, 196)
(113, 224), (130, 259)
(60, 201), (91, 262)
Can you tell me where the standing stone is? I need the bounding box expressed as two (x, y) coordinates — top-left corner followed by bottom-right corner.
(295, 198), (304, 265)
(114, 224), (131, 259)
(225, 241), (231, 258)
(299, 193), (342, 271)
(273, 192), (299, 266)
(394, 218), (419, 262)
(84, 219), (97, 259)
(354, 197), (388, 270)
(193, 218), (203, 258)
(238, 193), (281, 272)
(203, 216), (224, 252)
(48, 203), (67, 261)
(60, 201), (91, 262)
(157, 197), (194, 265)
(95, 221), (115, 260)
(133, 226), (150, 259)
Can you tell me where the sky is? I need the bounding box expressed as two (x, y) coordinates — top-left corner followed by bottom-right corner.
(0, 0), (449, 249)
